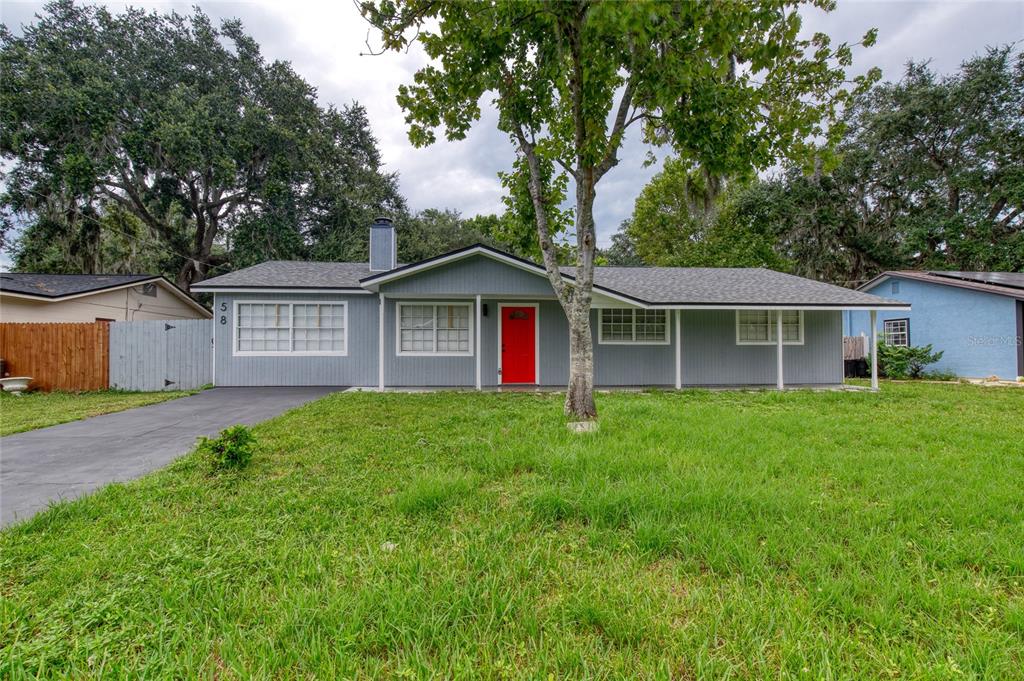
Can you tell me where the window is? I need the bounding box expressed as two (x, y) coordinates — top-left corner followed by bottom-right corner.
(883, 318), (909, 346)
(397, 302), (473, 355)
(234, 301), (346, 355)
(735, 310), (804, 345)
(891, 280), (900, 295)
(598, 309), (669, 344)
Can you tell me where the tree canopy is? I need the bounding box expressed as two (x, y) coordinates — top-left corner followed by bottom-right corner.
(618, 46), (1024, 283)
(1, 1), (403, 288)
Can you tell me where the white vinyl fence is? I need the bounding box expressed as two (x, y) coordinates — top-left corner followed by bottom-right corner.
(109, 319), (212, 391)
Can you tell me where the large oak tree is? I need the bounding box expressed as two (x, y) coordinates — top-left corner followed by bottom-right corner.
(1, 1), (403, 289)
(362, 0), (877, 418)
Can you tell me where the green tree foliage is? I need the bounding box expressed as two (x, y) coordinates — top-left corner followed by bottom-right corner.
(598, 227), (644, 266)
(1, 1), (403, 288)
(396, 209), (499, 264)
(619, 46), (1023, 283)
(623, 157), (790, 270)
(841, 47), (1024, 273)
(362, 0), (874, 418)
(877, 342), (944, 380)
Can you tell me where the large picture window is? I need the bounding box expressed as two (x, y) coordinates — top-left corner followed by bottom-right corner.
(883, 318), (909, 346)
(235, 301), (347, 355)
(598, 309), (669, 344)
(735, 310), (803, 345)
(397, 302), (473, 355)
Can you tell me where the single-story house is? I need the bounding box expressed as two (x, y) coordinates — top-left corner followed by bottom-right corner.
(192, 218), (907, 390)
(845, 271), (1024, 380)
(0, 273), (211, 322)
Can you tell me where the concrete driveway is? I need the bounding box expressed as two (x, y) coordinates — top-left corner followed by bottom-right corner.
(0, 387), (340, 528)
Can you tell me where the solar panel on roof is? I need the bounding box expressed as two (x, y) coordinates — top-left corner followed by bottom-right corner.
(928, 271), (1024, 290)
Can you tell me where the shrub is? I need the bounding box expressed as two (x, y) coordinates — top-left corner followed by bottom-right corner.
(877, 342), (944, 379)
(197, 424), (256, 471)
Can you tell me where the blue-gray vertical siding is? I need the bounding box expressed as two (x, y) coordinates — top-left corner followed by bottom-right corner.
(382, 297), (476, 386)
(378, 256), (556, 297)
(680, 310), (843, 386)
(212, 292), (378, 386)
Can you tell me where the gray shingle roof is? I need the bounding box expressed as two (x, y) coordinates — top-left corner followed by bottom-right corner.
(564, 266), (905, 306)
(194, 261), (374, 289)
(0, 273), (157, 298)
(193, 249), (905, 307)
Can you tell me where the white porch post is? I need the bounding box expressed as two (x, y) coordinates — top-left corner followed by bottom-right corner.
(475, 295), (482, 390)
(674, 309), (682, 390)
(870, 309), (878, 391)
(776, 310), (784, 390)
(378, 293), (385, 391)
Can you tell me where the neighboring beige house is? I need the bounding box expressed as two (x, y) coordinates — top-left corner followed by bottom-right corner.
(0, 273), (211, 322)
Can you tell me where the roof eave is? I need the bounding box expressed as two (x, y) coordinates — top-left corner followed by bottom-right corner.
(861, 271), (1024, 300)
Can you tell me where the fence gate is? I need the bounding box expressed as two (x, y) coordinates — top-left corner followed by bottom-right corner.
(109, 319), (212, 391)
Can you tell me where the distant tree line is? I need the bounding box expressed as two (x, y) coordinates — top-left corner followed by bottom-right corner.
(605, 47), (1024, 284)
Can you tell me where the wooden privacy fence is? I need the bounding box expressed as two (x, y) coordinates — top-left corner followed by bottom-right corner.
(843, 335), (868, 360)
(0, 322), (110, 391)
(109, 319), (212, 391)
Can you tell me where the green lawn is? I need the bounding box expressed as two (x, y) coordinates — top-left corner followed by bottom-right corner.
(0, 390), (194, 436)
(2, 384), (1022, 678)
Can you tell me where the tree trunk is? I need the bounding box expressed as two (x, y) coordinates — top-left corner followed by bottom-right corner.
(565, 301), (597, 419)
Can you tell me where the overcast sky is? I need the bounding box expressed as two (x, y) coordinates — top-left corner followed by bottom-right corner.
(0, 0), (1021, 264)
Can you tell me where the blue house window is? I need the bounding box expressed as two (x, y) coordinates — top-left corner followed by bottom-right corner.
(891, 280), (900, 294)
(883, 318), (909, 347)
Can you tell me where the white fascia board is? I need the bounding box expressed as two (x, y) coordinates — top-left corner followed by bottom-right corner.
(2, 278), (212, 317)
(190, 287), (372, 295)
(646, 304), (912, 311)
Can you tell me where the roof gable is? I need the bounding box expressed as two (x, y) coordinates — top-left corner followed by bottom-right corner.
(0, 273), (157, 298)
(860, 271), (1024, 301)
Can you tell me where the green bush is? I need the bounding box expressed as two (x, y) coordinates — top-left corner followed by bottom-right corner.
(197, 424), (256, 471)
(877, 342), (944, 379)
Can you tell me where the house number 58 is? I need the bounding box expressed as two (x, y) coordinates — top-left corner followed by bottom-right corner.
(219, 301), (228, 325)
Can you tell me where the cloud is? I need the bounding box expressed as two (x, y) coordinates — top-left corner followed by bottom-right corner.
(2, 0), (1020, 265)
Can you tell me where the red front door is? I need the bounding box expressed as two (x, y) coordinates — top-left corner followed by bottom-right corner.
(501, 306), (536, 384)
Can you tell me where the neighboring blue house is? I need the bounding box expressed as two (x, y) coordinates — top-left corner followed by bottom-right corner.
(192, 218), (907, 390)
(845, 271), (1024, 380)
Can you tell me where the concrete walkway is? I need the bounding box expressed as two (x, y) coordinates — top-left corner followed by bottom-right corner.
(1, 387), (340, 527)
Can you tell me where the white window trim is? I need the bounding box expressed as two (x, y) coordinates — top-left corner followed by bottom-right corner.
(395, 301), (475, 357)
(597, 308), (671, 345)
(883, 318), (910, 347)
(232, 300), (349, 357)
(735, 310), (805, 346)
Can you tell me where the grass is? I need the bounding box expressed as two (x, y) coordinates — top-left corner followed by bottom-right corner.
(0, 389), (195, 436)
(1, 383), (1022, 678)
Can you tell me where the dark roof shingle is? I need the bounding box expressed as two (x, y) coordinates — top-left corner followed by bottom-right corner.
(193, 261), (372, 289)
(0, 273), (157, 298)
(565, 266), (905, 306)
